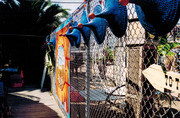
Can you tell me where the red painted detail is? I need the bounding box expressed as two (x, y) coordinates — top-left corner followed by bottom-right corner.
(78, 23), (83, 28)
(89, 13), (95, 19)
(119, 0), (129, 6)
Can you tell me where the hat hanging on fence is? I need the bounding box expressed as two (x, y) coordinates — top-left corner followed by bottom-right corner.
(66, 22), (81, 48)
(80, 5), (107, 44)
(89, 0), (127, 38)
(73, 8), (91, 45)
(120, 0), (180, 36)
(63, 23), (74, 46)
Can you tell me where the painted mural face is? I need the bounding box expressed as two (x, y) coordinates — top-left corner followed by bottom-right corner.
(57, 46), (65, 89)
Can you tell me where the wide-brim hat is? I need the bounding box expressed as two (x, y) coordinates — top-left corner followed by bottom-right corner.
(83, 5), (107, 44)
(65, 23), (74, 46)
(132, 0), (180, 35)
(66, 21), (81, 48)
(95, 0), (128, 38)
(73, 8), (91, 45)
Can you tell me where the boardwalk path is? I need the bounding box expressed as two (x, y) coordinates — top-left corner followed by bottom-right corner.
(7, 86), (64, 118)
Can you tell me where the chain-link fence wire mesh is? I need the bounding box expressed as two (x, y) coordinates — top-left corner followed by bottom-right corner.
(70, 3), (87, 118)
(69, 0), (180, 117)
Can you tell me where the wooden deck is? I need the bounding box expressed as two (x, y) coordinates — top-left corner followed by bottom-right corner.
(7, 86), (64, 118)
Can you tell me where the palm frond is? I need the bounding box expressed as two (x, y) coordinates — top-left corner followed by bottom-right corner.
(0, 0), (69, 36)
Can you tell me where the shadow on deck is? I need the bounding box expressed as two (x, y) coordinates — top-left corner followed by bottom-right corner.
(7, 86), (62, 118)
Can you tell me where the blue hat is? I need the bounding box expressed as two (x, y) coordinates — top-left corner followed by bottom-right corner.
(65, 23), (74, 46)
(95, 0), (128, 38)
(126, 0), (180, 35)
(83, 5), (107, 44)
(66, 22), (81, 48)
(51, 35), (56, 48)
(73, 8), (91, 45)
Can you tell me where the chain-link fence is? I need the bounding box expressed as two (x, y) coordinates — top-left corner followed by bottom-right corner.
(68, 0), (180, 118)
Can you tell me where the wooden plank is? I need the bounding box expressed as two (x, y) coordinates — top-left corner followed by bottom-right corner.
(142, 64), (180, 93)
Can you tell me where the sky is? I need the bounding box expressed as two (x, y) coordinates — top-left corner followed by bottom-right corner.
(52, 0), (84, 14)
(0, 0), (83, 11)
(0, 0), (83, 14)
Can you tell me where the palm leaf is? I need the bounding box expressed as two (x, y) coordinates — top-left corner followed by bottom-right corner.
(0, 0), (69, 36)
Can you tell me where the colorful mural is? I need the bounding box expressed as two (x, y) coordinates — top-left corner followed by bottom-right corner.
(55, 25), (70, 117)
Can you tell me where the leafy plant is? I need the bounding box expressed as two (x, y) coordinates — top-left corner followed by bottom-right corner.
(0, 0), (69, 82)
(106, 46), (114, 62)
(158, 34), (180, 56)
(0, 0), (69, 36)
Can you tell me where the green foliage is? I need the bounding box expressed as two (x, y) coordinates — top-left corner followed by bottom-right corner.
(0, 0), (69, 36)
(0, 0), (69, 80)
(93, 47), (114, 63)
(159, 35), (167, 45)
(106, 46), (114, 62)
(46, 43), (55, 69)
(158, 34), (180, 56)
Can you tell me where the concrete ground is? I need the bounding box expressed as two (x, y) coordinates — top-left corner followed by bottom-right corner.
(7, 86), (65, 118)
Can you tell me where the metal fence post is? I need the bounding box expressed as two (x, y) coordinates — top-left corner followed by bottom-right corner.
(86, 41), (90, 118)
(86, 1), (90, 118)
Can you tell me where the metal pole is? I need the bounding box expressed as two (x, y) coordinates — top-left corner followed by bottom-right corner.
(86, 41), (90, 118)
(86, 1), (90, 118)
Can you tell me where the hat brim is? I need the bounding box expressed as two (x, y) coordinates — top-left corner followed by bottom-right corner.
(66, 22), (81, 48)
(96, 0), (127, 38)
(86, 5), (107, 44)
(135, 0), (180, 35)
(79, 8), (91, 45)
